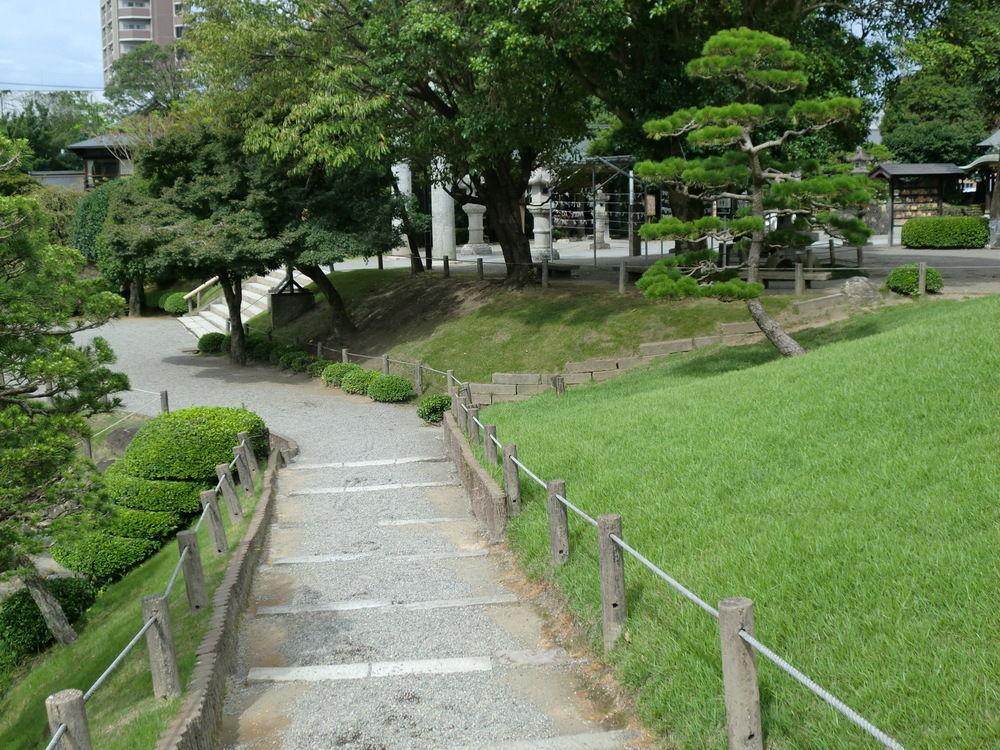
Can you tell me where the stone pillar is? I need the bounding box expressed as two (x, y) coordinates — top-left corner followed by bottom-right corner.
(459, 203), (492, 255)
(391, 163), (414, 257)
(431, 180), (457, 261)
(594, 190), (610, 249)
(527, 169), (558, 260)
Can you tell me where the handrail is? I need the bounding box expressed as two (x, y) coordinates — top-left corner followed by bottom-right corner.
(183, 276), (219, 301)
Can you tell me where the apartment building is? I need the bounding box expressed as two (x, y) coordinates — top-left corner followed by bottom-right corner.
(100, 0), (187, 82)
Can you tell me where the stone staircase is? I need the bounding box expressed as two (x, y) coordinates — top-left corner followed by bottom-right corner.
(178, 268), (312, 339)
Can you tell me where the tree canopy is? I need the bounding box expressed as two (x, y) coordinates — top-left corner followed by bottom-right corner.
(0, 92), (108, 172)
(104, 42), (192, 116)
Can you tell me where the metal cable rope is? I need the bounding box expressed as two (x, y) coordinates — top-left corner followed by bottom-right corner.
(509, 455), (547, 489)
(423, 365), (449, 376)
(83, 617), (157, 702)
(738, 630), (905, 750)
(163, 546), (189, 597)
(555, 493), (598, 528)
(126, 388), (160, 396)
(488, 433), (502, 448)
(43, 723), (66, 750)
(608, 533), (719, 619)
(193, 502), (211, 532)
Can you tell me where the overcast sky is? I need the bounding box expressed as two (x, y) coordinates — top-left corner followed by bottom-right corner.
(0, 1), (104, 91)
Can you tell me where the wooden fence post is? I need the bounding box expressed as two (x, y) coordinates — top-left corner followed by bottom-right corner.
(918, 261), (927, 295)
(450, 393), (460, 421)
(541, 259), (549, 288)
(200, 490), (227, 555)
(805, 248), (814, 270)
(828, 238), (835, 265)
(381, 354), (390, 375)
(159, 390), (169, 414)
(719, 597), (764, 750)
(82, 435), (92, 460)
(215, 464), (242, 520)
(546, 479), (569, 565)
(443, 256), (450, 278)
(377, 252), (384, 270)
(502, 444), (521, 515)
(237, 432), (259, 479)
(477, 258), (484, 280)
(415, 363), (423, 393)
(618, 260), (626, 294)
(315, 341), (323, 358)
(142, 595), (181, 699)
(341, 348), (349, 363)
(551, 374), (566, 395)
(856, 245), (863, 268)
(232, 449), (253, 495)
(460, 394), (472, 435)
(484, 425), (498, 463)
(794, 263), (805, 296)
(176, 530), (208, 611)
(468, 406), (480, 442)
(46, 689), (91, 750)
(446, 370), (455, 396)
(597, 514), (627, 652)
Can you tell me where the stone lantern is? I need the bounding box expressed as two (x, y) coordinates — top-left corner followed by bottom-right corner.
(459, 203), (492, 255)
(527, 169), (557, 260)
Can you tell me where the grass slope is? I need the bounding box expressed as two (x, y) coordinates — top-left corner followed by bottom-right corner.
(0, 478), (263, 750)
(478, 298), (999, 749)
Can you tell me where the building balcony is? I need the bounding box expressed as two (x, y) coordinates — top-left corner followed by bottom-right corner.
(118, 6), (151, 18)
(118, 28), (152, 41)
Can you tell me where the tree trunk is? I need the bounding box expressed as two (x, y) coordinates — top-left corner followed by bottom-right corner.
(297, 265), (357, 340)
(480, 165), (534, 284)
(747, 298), (805, 357)
(220, 276), (247, 366)
(393, 183), (425, 273)
(990, 171), (1000, 220)
(127, 277), (142, 317)
(23, 574), (77, 645)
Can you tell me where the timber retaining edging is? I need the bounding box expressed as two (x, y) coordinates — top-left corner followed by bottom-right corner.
(154, 434), (299, 750)
(443, 412), (508, 543)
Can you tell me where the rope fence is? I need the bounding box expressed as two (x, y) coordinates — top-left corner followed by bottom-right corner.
(40, 432), (260, 750)
(441, 368), (906, 749)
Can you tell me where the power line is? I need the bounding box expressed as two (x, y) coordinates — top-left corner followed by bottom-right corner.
(0, 81), (104, 91)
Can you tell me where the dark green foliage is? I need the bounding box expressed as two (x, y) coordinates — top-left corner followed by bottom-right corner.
(161, 292), (187, 315)
(197, 332), (227, 353)
(103, 462), (203, 514)
(33, 187), (81, 246)
(246, 334), (276, 361)
(340, 368), (379, 395)
(417, 394), (452, 423)
(277, 350), (312, 372)
(70, 180), (117, 260)
(307, 358), (331, 378)
(637, 259), (763, 301)
(321, 362), (361, 386)
(900, 217), (988, 249)
(50, 532), (157, 582)
(268, 345), (297, 365)
(367, 374), (413, 403)
(0, 578), (96, 662)
(105, 506), (180, 540)
(119, 407), (268, 481)
(885, 263), (944, 296)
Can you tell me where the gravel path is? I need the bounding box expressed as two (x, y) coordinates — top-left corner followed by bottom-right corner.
(81, 318), (638, 749)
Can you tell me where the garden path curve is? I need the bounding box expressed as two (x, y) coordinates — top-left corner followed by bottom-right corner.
(81, 319), (639, 750)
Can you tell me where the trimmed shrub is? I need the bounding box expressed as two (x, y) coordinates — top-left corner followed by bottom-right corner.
(307, 358), (331, 378)
(104, 462), (203, 514)
(197, 332), (227, 354)
(885, 263), (944, 296)
(51, 532), (158, 582)
(0, 578), (96, 660)
(417, 394), (452, 423)
(246, 335), (276, 362)
(161, 292), (188, 315)
(118, 406), (268, 481)
(341, 368), (379, 395)
(321, 362), (361, 387)
(367, 374), (413, 402)
(71, 180), (118, 260)
(901, 216), (988, 249)
(268, 344), (298, 366)
(105, 505), (181, 540)
(278, 350), (312, 372)
(637, 259), (763, 301)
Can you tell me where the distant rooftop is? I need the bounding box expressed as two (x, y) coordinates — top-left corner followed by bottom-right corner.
(869, 163), (965, 179)
(977, 129), (1000, 149)
(66, 133), (137, 151)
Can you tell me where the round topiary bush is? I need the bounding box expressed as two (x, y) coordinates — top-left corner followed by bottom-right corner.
(0, 578), (96, 661)
(417, 394), (452, 423)
(340, 368), (379, 395)
(885, 263), (944, 296)
(197, 332), (227, 354)
(321, 362), (361, 387)
(51, 532), (158, 582)
(118, 407), (268, 482)
(367, 374), (413, 403)
(278, 351), (312, 372)
(104, 462), (204, 514)
(105, 506), (181, 540)
(161, 292), (188, 316)
(307, 358), (331, 378)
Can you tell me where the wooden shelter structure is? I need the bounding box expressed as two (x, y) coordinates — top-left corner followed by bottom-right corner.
(868, 162), (966, 245)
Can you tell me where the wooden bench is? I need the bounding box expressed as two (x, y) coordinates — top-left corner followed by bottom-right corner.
(533, 262), (581, 278)
(741, 269), (833, 289)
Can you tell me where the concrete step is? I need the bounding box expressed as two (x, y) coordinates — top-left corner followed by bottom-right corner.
(245, 282), (271, 295)
(178, 315), (215, 340)
(199, 309), (229, 333)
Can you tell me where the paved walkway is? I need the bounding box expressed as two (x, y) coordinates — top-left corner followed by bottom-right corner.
(80, 319), (638, 750)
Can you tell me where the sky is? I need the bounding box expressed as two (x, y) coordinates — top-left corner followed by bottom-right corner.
(0, 0), (104, 91)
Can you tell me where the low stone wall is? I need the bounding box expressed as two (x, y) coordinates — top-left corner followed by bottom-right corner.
(443, 412), (507, 543)
(155, 434), (299, 750)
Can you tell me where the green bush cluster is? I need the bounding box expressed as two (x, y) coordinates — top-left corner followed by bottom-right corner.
(197, 332), (227, 354)
(307, 358), (331, 378)
(367, 374), (413, 402)
(161, 292), (188, 315)
(103, 463), (203, 513)
(321, 362), (361, 386)
(50, 532), (158, 582)
(0, 578), (96, 665)
(417, 394), (451, 423)
(900, 216), (988, 249)
(246, 334), (277, 362)
(885, 263), (944, 296)
(105, 506), (181, 540)
(340, 368), (380, 394)
(637, 259), (763, 301)
(278, 350), (313, 372)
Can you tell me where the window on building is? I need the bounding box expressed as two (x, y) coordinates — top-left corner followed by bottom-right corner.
(175, 25), (185, 38)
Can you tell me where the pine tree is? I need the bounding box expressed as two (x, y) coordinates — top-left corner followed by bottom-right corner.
(635, 28), (875, 356)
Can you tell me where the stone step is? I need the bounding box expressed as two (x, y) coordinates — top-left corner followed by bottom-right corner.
(178, 315), (215, 340)
(199, 308), (229, 333)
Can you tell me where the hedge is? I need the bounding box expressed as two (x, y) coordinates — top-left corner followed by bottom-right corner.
(197, 332), (227, 354)
(118, 407), (268, 481)
(161, 292), (188, 315)
(0, 578), (96, 662)
(321, 362), (361, 386)
(50, 532), (158, 582)
(367, 374), (413, 402)
(278, 350), (312, 372)
(900, 216), (988, 249)
(885, 263), (944, 296)
(70, 180), (118, 260)
(103, 462), (204, 514)
(105, 505), (181, 540)
(340, 368), (379, 395)
(307, 358), (331, 378)
(417, 394), (451, 423)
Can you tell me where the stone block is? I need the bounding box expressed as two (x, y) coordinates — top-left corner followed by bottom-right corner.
(719, 321), (760, 335)
(561, 371), (592, 384)
(471, 394), (492, 406)
(592, 369), (622, 382)
(638, 338), (694, 356)
(471, 382), (516, 395)
(491, 394), (531, 403)
(722, 333), (764, 347)
(516, 383), (552, 395)
(492, 372), (541, 385)
(693, 335), (723, 348)
(616, 356), (652, 370)
(564, 358), (619, 373)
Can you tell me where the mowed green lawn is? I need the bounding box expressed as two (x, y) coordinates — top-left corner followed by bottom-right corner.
(478, 297), (1000, 749)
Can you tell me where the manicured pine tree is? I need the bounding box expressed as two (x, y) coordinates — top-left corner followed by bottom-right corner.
(635, 28), (875, 356)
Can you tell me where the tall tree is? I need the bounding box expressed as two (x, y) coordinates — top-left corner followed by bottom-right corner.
(104, 42), (192, 116)
(0, 134), (126, 642)
(636, 29), (874, 356)
(0, 92), (108, 171)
